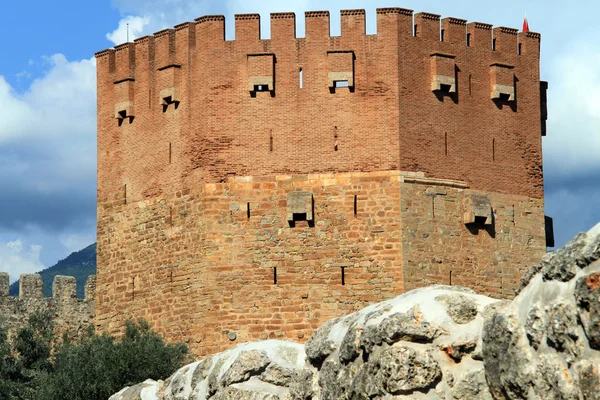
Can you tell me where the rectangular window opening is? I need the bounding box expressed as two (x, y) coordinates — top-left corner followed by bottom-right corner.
(439, 84), (452, 93)
(169, 142), (172, 164)
(444, 133), (448, 156)
(440, 29), (445, 42)
(468, 75), (472, 95)
(449, 271), (452, 285)
(341, 267), (346, 286)
(413, 24), (418, 37)
(247, 202), (251, 219)
(492, 138), (496, 161)
(124, 184), (127, 204)
(334, 128), (339, 151)
(299, 68), (303, 88)
(474, 215), (488, 225)
(518, 43), (522, 56)
(273, 267), (277, 285)
(466, 33), (471, 47)
(254, 84), (269, 92)
(292, 213), (307, 221)
(492, 38), (496, 51)
(334, 80), (349, 88)
(499, 93), (511, 102)
(353, 195), (357, 217)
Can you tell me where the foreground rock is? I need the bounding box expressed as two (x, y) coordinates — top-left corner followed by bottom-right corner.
(483, 222), (600, 399)
(112, 223), (600, 399)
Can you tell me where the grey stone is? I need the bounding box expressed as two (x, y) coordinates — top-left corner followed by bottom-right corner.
(118, 384), (146, 400)
(574, 272), (600, 350)
(440, 340), (477, 362)
(520, 230), (600, 291)
(274, 345), (299, 366)
(360, 306), (444, 353)
(575, 360), (600, 400)
(168, 365), (190, 398)
(207, 358), (226, 397)
(190, 356), (213, 390)
(483, 312), (535, 399)
(435, 294), (479, 324)
(288, 369), (315, 400)
(363, 308), (387, 323)
(545, 299), (582, 361)
(541, 232), (587, 282)
(525, 304), (545, 350)
(578, 233), (600, 268)
(318, 359), (342, 400)
(350, 362), (383, 398)
(451, 369), (492, 400)
(305, 318), (339, 364)
(339, 323), (360, 363)
(260, 363), (293, 387)
(218, 387), (280, 400)
(533, 353), (579, 400)
(371, 346), (442, 395)
(109, 380), (158, 400)
(221, 350), (271, 386)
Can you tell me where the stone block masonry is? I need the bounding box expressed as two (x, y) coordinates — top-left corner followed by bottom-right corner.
(95, 6), (549, 356)
(96, 171), (545, 357)
(0, 273), (95, 340)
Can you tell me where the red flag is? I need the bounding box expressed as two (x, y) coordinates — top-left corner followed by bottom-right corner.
(523, 17), (530, 32)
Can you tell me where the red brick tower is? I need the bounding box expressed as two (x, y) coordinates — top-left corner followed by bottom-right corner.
(95, 8), (549, 356)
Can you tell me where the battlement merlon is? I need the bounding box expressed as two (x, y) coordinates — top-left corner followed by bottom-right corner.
(0, 272), (96, 301)
(441, 17), (467, 45)
(95, 9), (540, 78)
(270, 12), (296, 40)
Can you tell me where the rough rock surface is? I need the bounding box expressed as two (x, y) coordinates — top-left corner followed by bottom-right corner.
(483, 222), (600, 399)
(111, 223), (600, 400)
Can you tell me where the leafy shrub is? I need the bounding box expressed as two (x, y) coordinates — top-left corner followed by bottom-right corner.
(0, 312), (190, 400)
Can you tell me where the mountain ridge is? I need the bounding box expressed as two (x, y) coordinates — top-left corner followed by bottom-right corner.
(9, 243), (96, 298)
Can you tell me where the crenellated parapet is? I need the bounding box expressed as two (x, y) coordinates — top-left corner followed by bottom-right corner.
(0, 273), (95, 340)
(95, 8), (540, 78)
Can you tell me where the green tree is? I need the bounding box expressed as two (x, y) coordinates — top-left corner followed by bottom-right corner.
(0, 321), (27, 400)
(0, 311), (190, 400)
(37, 319), (190, 400)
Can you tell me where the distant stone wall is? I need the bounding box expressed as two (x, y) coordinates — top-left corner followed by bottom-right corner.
(0, 273), (95, 340)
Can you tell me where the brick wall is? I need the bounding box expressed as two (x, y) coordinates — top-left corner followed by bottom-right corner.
(95, 8), (547, 357)
(95, 9), (543, 207)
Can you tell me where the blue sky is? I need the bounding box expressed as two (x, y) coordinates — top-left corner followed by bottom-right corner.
(0, 0), (598, 280)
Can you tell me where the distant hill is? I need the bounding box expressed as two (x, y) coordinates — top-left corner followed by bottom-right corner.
(9, 243), (96, 299)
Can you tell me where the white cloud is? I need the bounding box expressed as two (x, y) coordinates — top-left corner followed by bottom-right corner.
(107, 0), (215, 45)
(59, 231), (96, 255)
(0, 54), (97, 267)
(544, 40), (600, 178)
(0, 239), (45, 282)
(106, 15), (150, 45)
